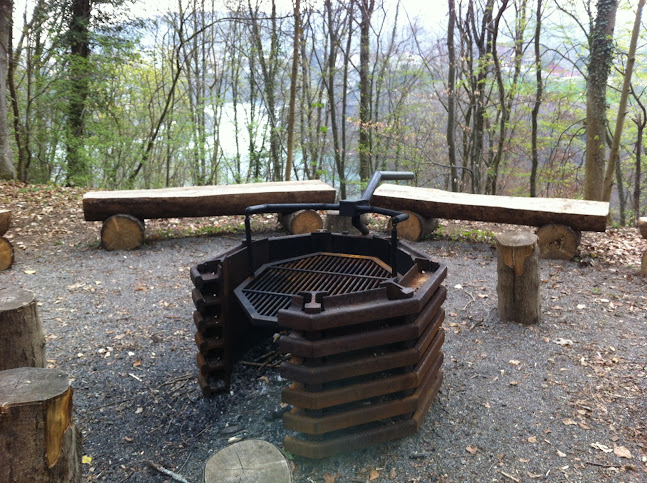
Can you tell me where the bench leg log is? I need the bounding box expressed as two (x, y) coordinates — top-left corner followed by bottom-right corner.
(387, 210), (438, 242)
(324, 211), (369, 235)
(642, 250), (647, 275)
(0, 288), (45, 370)
(279, 209), (323, 234)
(0, 367), (82, 483)
(0, 236), (13, 271)
(496, 231), (540, 325)
(536, 224), (581, 260)
(101, 214), (145, 251)
(0, 209), (11, 237)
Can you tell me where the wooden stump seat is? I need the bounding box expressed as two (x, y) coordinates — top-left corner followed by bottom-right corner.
(372, 184), (609, 258)
(83, 180), (336, 250)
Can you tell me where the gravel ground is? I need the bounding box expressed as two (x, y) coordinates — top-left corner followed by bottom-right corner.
(1, 223), (645, 483)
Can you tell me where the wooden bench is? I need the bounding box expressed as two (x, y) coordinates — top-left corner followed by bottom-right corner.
(372, 184), (609, 259)
(83, 180), (336, 250)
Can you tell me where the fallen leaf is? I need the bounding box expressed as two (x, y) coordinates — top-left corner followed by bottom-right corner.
(577, 304), (586, 309)
(24, 270), (36, 274)
(323, 473), (335, 483)
(591, 442), (613, 453)
(389, 468), (397, 479)
(556, 450), (567, 457)
(82, 455), (92, 464)
(527, 436), (537, 443)
(509, 360), (521, 366)
(562, 418), (577, 426)
(614, 446), (632, 459)
(466, 445), (478, 454)
(554, 338), (574, 346)
(369, 469), (380, 480)
(124, 436), (133, 442)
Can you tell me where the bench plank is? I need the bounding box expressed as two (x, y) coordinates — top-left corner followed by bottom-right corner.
(373, 184), (608, 232)
(83, 180), (337, 221)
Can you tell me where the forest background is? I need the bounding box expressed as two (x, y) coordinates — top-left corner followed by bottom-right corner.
(0, 0), (644, 225)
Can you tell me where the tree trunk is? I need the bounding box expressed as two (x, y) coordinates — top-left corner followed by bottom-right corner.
(0, 288), (45, 369)
(285, 0), (300, 181)
(0, 367), (82, 482)
(530, 0), (543, 197)
(446, 0), (458, 192)
(584, 0), (618, 200)
(0, 0), (14, 180)
(65, 0), (91, 186)
(357, 0), (375, 183)
(602, 0), (644, 202)
(496, 231), (540, 325)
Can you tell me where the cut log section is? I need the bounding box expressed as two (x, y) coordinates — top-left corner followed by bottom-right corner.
(279, 210), (323, 234)
(0, 236), (13, 271)
(638, 217), (647, 239)
(496, 231), (540, 325)
(324, 211), (369, 235)
(536, 224), (581, 260)
(372, 184), (608, 232)
(0, 288), (45, 370)
(101, 214), (145, 251)
(0, 367), (82, 482)
(642, 251), (647, 275)
(387, 210), (438, 241)
(83, 180), (336, 221)
(204, 440), (292, 483)
(0, 209), (10, 236)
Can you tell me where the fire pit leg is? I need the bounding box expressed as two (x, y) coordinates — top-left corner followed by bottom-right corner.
(496, 231), (540, 325)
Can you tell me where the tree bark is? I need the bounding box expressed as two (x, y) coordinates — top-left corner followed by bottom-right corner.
(602, 0), (644, 202)
(584, 0), (618, 200)
(446, 0), (458, 192)
(0, 367), (82, 482)
(530, 0), (543, 197)
(496, 231), (540, 325)
(357, 0), (375, 183)
(0, 0), (15, 180)
(0, 288), (45, 369)
(285, 0), (300, 181)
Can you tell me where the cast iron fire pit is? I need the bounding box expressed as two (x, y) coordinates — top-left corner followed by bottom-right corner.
(190, 172), (447, 458)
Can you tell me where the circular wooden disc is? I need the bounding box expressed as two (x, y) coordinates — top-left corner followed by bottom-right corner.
(0, 237), (14, 271)
(536, 224), (579, 260)
(0, 367), (71, 406)
(204, 440), (292, 483)
(496, 230), (538, 248)
(101, 214), (145, 251)
(0, 288), (35, 312)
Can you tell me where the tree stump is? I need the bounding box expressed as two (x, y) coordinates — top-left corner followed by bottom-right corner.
(0, 209), (11, 236)
(642, 251), (647, 275)
(386, 210), (438, 241)
(204, 439), (291, 483)
(496, 231), (540, 325)
(101, 213), (145, 250)
(0, 236), (13, 271)
(638, 217), (647, 240)
(279, 210), (323, 234)
(324, 211), (369, 235)
(0, 288), (45, 370)
(0, 367), (82, 482)
(536, 224), (581, 260)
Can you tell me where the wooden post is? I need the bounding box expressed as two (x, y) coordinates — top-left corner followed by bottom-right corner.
(0, 367), (82, 482)
(101, 213), (145, 251)
(0, 288), (45, 370)
(496, 231), (540, 325)
(279, 209), (323, 234)
(386, 210), (438, 242)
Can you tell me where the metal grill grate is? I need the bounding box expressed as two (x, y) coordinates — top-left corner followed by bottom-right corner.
(240, 253), (391, 318)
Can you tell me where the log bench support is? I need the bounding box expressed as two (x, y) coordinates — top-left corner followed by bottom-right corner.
(496, 231), (540, 325)
(0, 209), (13, 270)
